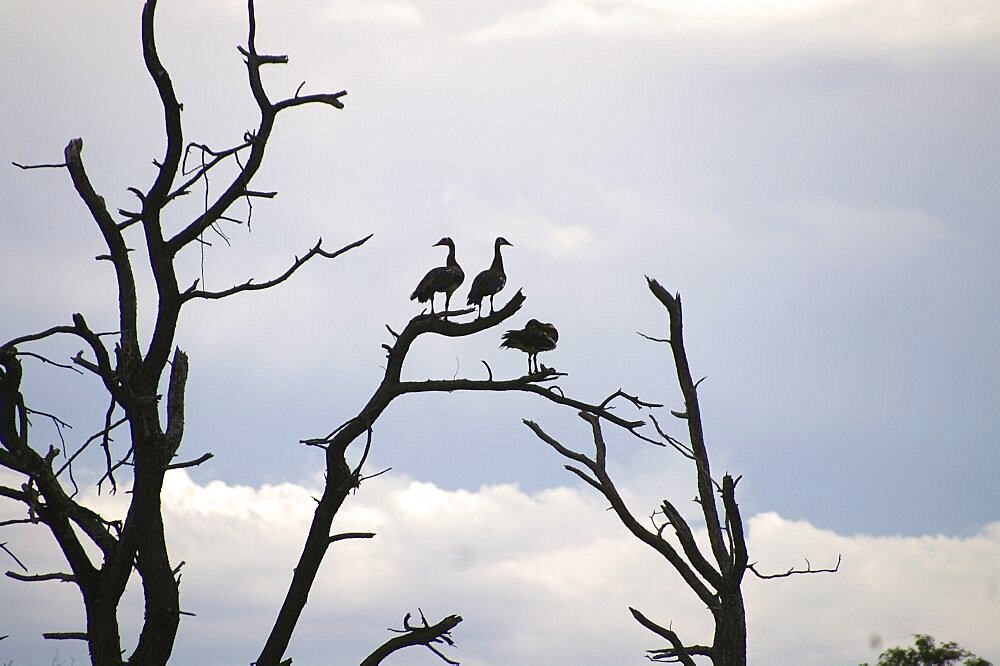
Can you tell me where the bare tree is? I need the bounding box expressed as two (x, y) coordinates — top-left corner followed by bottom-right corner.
(525, 277), (840, 666)
(1, 1), (364, 663)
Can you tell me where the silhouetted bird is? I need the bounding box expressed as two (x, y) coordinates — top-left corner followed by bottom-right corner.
(467, 236), (513, 317)
(501, 319), (558, 374)
(410, 237), (465, 317)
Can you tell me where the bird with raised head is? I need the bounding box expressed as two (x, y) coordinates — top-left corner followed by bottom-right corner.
(467, 236), (513, 317)
(410, 237), (464, 317)
(501, 319), (558, 374)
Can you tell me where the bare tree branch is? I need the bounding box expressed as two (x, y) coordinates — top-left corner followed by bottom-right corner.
(12, 160), (67, 170)
(165, 452), (213, 471)
(273, 91), (348, 112)
(361, 611), (463, 666)
(181, 234), (372, 302)
(6, 570), (76, 583)
(328, 532), (375, 544)
(629, 607), (711, 666)
(43, 632), (88, 641)
(748, 554), (842, 580)
(0, 542), (28, 573)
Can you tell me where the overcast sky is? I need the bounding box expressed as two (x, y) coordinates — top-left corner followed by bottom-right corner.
(1, 0), (998, 664)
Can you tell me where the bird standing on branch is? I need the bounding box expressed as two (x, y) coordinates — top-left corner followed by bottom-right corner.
(410, 237), (464, 318)
(467, 236), (512, 317)
(501, 319), (558, 374)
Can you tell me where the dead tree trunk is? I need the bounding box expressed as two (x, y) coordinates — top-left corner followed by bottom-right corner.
(526, 277), (838, 665)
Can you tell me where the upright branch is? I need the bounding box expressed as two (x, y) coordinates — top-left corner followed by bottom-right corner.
(524, 279), (838, 665)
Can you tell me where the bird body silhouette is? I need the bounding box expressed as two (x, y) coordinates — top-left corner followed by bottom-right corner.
(467, 237), (512, 317)
(501, 319), (558, 373)
(410, 237), (464, 316)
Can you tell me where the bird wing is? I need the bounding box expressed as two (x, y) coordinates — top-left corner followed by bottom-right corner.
(500, 328), (533, 352)
(411, 267), (445, 301)
(467, 269), (505, 304)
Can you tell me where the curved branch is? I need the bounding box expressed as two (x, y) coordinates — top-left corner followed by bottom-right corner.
(181, 234), (372, 302)
(64, 138), (140, 366)
(629, 607), (711, 666)
(141, 0), (183, 208)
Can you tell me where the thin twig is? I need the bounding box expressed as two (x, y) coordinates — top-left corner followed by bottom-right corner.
(748, 554), (842, 580)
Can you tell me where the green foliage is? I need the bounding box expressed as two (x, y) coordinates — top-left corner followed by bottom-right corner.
(861, 634), (991, 666)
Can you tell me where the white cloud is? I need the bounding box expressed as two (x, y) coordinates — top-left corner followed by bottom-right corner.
(2, 470), (998, 664)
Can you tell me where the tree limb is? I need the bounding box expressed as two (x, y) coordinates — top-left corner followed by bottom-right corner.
(748, 554), (842, 580)
(5, 570), (76, 583)
(181, 234), (372, 302)
(629, 607), (711, 666)
(360, 611), (462, 666)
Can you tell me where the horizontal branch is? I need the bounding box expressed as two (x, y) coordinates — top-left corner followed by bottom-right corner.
(236, 44), (288, 65)
(273, 90), (348, 112)
(0, 517), (35, 527)
(749, 554), (842, 580)
(12, 160), (67, 170)
(328, 531), (375, 544)
(398, 378), (644, 431)
(43, 632), (88, 641)
(0, 485), (29, 503)
(6, 570), (76, 583)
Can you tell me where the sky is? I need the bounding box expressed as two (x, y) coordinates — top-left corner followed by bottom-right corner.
(0, 0), (998, 664)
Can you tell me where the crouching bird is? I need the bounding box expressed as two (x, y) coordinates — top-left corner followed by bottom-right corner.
(467, 236), (513, 317)
(410, 237), (464, 317)
(501, 319), (558, 374)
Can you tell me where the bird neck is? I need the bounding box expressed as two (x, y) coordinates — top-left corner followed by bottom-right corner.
(446, 244), (459, 267)
(491, 243), (505, 269)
